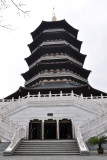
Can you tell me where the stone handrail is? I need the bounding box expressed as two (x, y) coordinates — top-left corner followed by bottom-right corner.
(10, 126), (25, 148)
(0, 127), (12, 141)
(74, 98), (104, 114)
(1, 91), (107, 118)
(0, 118), (19, 141)
(2, 91), (107, 102)
(75, 124), (89, 155)
(80, 112), (107, 141)
(4, 126), (25, 155)
(1, 97), (28, 118)
(81, 112), (107, 132)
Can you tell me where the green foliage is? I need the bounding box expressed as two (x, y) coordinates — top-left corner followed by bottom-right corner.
(88, 136), (107, 148)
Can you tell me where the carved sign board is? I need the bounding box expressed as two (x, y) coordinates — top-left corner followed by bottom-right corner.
(47, 113), (53, 116)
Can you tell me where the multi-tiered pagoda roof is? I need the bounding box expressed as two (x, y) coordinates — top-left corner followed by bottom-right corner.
(5, 19), (107, 99)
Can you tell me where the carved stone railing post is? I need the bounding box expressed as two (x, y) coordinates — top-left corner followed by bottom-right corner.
(38, 92), (40, 99)
(91, 94), (93, 99)
(80, 93), (83, 101)
(101, 93), (103, 100)
(27, 92), (30, 98)
(60, 91), (62, 97)
(71, 90), (74, 99)
(18, 96), (20, 101)
(12, 97), (14, 102)
(49, 91), (51, 98)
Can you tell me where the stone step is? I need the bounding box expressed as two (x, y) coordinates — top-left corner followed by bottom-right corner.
(14, 152), (80, 156)
(19, 144), (78, 146)
(18, 146), (78, 149)
(17, 148), (79, 151)
(21, 140), (76, 142)
(16, 150), (79, 152)
(14, 140), (80, 155)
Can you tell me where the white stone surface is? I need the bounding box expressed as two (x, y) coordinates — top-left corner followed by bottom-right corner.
(0, 92), (107, 142)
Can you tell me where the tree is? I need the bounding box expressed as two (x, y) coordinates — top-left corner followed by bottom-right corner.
(0, 0), (29, 29)
(88, 136), (107, 154)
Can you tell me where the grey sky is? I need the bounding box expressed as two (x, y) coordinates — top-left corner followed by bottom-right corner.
(0, 0), (107, 98)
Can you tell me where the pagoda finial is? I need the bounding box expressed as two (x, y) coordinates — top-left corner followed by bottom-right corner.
(52, 8), (56, 21)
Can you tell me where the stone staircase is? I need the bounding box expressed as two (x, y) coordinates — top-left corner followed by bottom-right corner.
(0, 118), (19, 141)
(14, 140), (80, 155)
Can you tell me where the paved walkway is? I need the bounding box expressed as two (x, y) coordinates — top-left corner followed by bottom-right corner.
(0, 151), (107, 160)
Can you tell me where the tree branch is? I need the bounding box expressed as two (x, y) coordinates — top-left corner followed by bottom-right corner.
(0, 0), (30, 30)
(10, 0), (30, 15)
(0, 23), (14, 30)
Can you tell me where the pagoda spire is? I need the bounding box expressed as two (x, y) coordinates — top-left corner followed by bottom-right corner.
(52, 8), (56, 21)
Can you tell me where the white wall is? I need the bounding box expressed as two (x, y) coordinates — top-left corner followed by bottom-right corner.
(9, 103), (95, 139)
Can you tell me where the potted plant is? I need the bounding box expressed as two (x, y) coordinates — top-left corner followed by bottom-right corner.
(88, 136), (107, 154)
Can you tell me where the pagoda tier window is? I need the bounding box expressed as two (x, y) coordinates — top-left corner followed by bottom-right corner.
(56, 53), (60, 56)
(62, 69), (67, 72)
(55, 53), (59, 56)
(41, 71), (44, 74)
(50, 79), (54, 82)
(50, 69), (54, 73)
(63, 78), (67, 81)
(53, 70), (56, 73)
(50, 53), (54, 56)
(56, 69), (60, 73)
(56, 79), (61, 81)
(44, 70), (48, 73)
(43, 79), (48, 82)
(67, 69), (70, 72)
(45, 53), (49, 56)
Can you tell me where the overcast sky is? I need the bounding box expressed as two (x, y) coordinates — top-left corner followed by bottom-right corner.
(0, 0), (107, 98)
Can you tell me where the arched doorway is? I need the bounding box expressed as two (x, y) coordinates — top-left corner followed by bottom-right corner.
(29, 119), (42, 140)
(44, 119), (57, 139)
(59, 119), (72, 139)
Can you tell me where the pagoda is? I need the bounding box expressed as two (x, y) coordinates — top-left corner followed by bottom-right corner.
(5, 18), (107, 99)
(23, 20), (90, 87)
(2, 15), (107, 156)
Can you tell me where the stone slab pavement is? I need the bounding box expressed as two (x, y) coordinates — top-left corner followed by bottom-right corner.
(0, 151), (107, 160)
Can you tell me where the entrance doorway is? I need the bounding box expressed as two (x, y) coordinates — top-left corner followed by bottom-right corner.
(59, 119), (72, 139)
(44, 119), (56, 139)
(29, 119), (42, 140)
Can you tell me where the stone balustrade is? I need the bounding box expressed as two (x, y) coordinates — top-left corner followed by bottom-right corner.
(75, 124), (89, 155)
(4, 126), (25, 155)
(1, 91), (107, 119)
(10, 126), (25, 148)
(0, 119), (19, 141)
(80, 112), (107, 141)
(0, 91), (107, 153)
